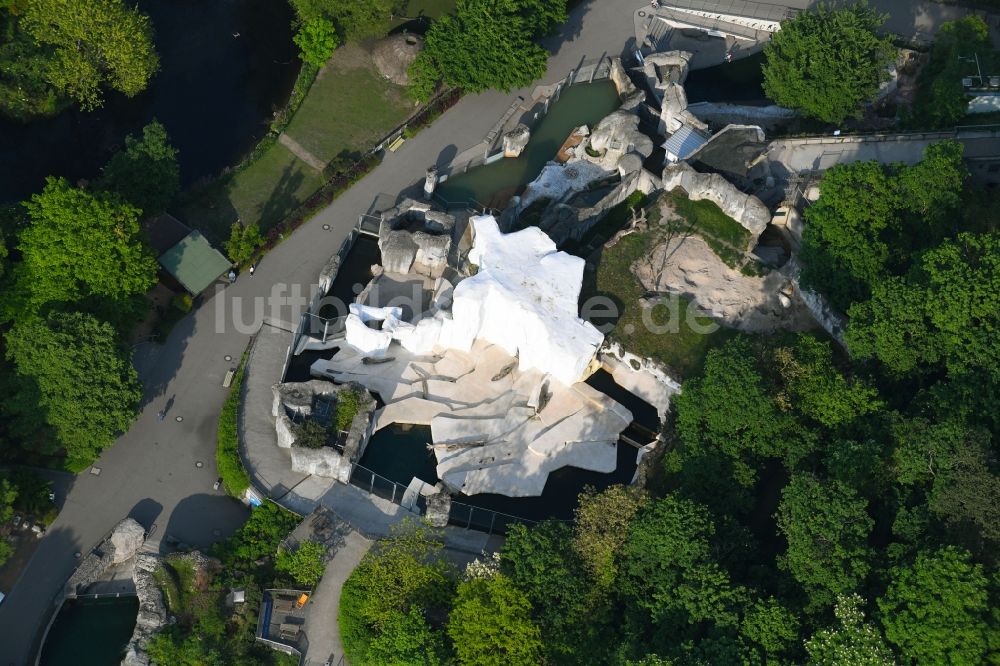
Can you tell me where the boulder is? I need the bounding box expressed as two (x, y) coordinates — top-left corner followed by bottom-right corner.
(110, 518), (146, 565)
(424, 485), (451, 528)
(502, 124), (530, 158)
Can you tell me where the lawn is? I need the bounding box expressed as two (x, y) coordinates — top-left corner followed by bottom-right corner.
(178, 141), (325, 239)
(588, 211), (737, 379)
(663, 188), (752, 267)
(283, 43), (415, 166)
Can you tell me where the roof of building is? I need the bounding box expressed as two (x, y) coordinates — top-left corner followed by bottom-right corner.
(663, 124), (709, 162)
(142, 213), (191, 255)
(158, 230), (231, 295)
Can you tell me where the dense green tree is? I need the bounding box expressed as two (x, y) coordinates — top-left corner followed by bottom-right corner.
(774, 335), (881, 428)
(293, 18), (338, 67)
(212, 501), (299, 571)
(896, 140), (967, 228)
(878, 547), (993, 665)
(847, 232), (1000, 378)
(340, 521), (454, 664)
(367, 607), (448, 666)
(502, 521), (602, 663)
(776, 474), (873, 610)
(804, 594), (894, 666)
(21, 0), (159, 110)
(0, 478), (15, 566)
(621, 494), (742, 629)
(572, 484), (647, 591)
(674, 337), (799, 485)
(762, 2), (894, 123)
(99, 121), (179, 216)
(799, 160), (900, 308)
(447, 572), (543, 666)
(289, 0), (400, 40)
(0, 14), (65, 121)
(224, 222), (263, 267)
(408, 0), (566, 100)
(741, 597), (801, 663)
(10, 177), (157, 315)
(4, 312), (142, 468)
(275, 540), (327, 587)
(911, 17), (993, 128)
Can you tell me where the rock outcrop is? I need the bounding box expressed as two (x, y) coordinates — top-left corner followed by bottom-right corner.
(502, 124), (530, 158)
(378, 198), (455, 279)
(661, 161), (769, 239)
(67, 518), (146, 595)
(121, 553), (169, 666)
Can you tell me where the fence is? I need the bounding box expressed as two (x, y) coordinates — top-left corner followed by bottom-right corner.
(348, 463), (415, 509)
(447, 500), (542, 537)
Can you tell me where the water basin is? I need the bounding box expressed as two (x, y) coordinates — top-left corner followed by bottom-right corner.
(40, 596), (139, 666)
(436, 81), (622, 208)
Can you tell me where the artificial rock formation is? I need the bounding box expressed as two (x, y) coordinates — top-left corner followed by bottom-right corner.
(632, 226), (814, 333)
(502, 124), (530, 158)
(583, 110), (655, 172)
(67, 518), (146, 595)
(661, 161), (769, 239)
(121, 553), (169, 666)
(378, 198), (455, 279)
(273, 379), (376, 480)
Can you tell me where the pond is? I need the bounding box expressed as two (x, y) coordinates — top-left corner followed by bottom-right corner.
(683, 52), (767, 104)
(39, 596), (139, 666)
(0, 0), (299, 203)
(436, 80), (622, 208)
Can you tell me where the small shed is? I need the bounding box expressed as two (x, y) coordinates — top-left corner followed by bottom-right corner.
(158, 230), (232, 295)
(662, 124), (709, 164)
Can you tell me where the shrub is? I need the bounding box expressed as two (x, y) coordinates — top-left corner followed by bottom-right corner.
(223, 222), (263, 266)
(171, 293), (193, 312)
(294, 419), (331, 449)
(335, 388), (363, 431)
(216, 353), (251, 497)
(294, 18), (339, 68)
(276, 540), (327, 588)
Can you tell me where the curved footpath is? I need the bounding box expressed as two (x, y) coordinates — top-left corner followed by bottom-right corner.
(0, 0), (981, 661)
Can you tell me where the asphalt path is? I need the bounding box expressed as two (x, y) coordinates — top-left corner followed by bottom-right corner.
(0, 0), (984, 661)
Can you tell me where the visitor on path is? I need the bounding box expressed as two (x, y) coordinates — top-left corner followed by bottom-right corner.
(248, 264), (255, 276)
(228, 270), (236, 283)
(157, 410), (166, 421)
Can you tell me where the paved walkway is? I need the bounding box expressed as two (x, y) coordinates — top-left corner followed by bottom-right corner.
(279, 133), (327, 172)
(1, 0), (990, 660)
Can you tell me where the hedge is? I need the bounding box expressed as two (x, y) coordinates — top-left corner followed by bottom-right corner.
(216, 353), (251, 497)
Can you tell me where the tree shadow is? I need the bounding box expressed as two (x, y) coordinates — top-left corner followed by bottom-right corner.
(128, 498), (163, 532)
(257, 161), (307, 231)
(161, 492), (248, 554)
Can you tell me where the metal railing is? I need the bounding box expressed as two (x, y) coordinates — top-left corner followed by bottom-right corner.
(447, 500), (543, 537)
(348, 463), (415, 509)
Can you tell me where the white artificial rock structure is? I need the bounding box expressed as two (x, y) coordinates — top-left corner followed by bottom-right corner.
(323, 215), (634, 497)
(344, 215), (605, 386)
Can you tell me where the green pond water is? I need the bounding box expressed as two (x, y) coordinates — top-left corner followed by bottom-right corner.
(40, 596), (139, 666)
(437, 80), (622, 207)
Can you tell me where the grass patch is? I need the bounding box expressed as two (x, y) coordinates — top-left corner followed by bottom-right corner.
(589, 216), (736, 379)
(179, 142), (325, 239)
(217, 348), (252, 497)
(664, 189), (751, 268)
(284, 45), (413, 165)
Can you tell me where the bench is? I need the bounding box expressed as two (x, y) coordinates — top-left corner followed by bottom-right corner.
(222, 369), (236, 388)
(387, 135), (405, 152)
